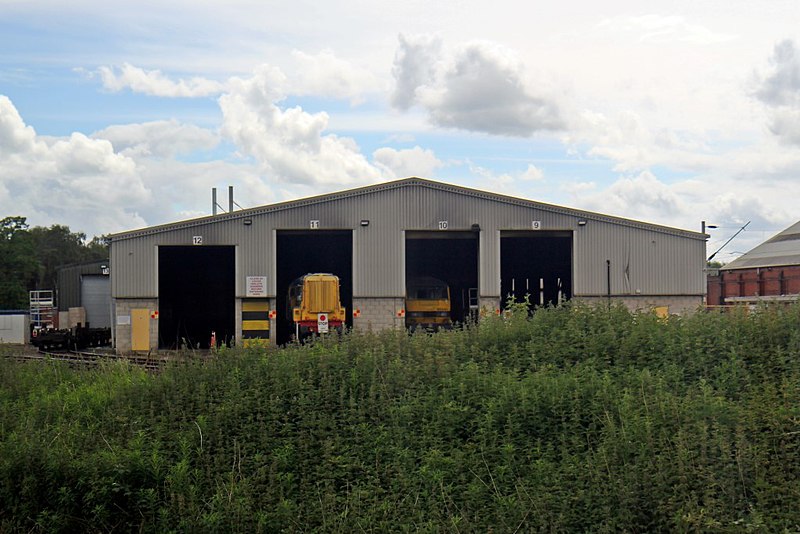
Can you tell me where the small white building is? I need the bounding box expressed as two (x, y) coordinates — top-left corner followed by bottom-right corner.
(0, 312), (30, 345)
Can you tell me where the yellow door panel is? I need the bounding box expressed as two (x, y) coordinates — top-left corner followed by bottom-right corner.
(131, 309), (150, 351)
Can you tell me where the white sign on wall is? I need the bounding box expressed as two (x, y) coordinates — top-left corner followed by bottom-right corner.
(246, 276), (268, 297)
(117, 315), (131, 326)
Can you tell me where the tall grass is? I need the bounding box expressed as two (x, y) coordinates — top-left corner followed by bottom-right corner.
(1, 302), (798, 532)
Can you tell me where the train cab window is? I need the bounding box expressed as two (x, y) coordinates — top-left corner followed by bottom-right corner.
(410, 285), (447, 299)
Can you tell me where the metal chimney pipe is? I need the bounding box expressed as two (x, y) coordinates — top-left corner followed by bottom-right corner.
(212, 188), (217, 216)
(228, 186), (234, 213)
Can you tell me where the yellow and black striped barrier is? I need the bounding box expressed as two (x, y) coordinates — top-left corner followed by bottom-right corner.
(242, 299), (270, 347)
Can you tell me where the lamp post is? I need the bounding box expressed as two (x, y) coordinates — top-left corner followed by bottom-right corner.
(701, 221), (718, 235)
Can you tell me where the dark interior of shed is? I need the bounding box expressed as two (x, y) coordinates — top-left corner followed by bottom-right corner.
(405, 232), (479, 324)
(500, 231), (572, 309)
(276, 230), (353, 345)
(158, 246), (235, 349)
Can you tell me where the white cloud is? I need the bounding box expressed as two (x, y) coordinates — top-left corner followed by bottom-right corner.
(574, 170), (682, 221)
(461, 163), (515, 195)
(0, 95), (272, 238)
(754, 40), (800, 107)
(460, 161), (553, 197)
(219, 66), (383, 186)
(520, 164), (544, 181)
(97, 63), (226, 97)
(0, 96), (39, 156)
(753, 39), (800, 146)
(391, 33), (443, 110)
(372, 146), (443, 179)
(565, 109), (717, 173)
(769, 108), (800, 145)
(124, 157), (274, 221)
(597, 15), (736, 45)
(564, 167), (799, 261)
(290, 49), (383, 103)
(92, 120), (219, 158)
(5, 6), (798, 249)
(391, 34), (564, 136)
(95, 50), (382, 104)
(0, 95), (151, 236)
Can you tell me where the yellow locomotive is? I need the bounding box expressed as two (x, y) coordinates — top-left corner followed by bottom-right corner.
(405, 276), (452, 331)
(287, 273), (346, 338)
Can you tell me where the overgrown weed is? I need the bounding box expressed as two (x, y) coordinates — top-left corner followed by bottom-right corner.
(1, 302), (799, 531)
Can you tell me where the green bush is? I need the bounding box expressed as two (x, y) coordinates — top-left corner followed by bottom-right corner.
(1, 303), (799, 531)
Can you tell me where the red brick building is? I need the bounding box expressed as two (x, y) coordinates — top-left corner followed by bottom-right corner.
(707, 221), (800, 305)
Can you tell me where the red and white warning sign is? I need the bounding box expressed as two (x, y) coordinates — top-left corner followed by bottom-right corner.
(353, 309), (361, 318)
(151, 310), (159, 319)
(396, 309), (405, 318)
(268, 310), (277, 319)
(317, 313), (329, 333)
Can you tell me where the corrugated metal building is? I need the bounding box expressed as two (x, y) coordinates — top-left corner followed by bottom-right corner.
(56, 260), (111, 328)
(109, 178), (706, 351)
(707, 220), (800, 305)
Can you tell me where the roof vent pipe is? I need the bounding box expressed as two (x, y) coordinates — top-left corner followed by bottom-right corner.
(229, 186), (234, 213)
(212, 188), (217, 216)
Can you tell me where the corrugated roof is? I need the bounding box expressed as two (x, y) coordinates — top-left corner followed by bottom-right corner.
(109, 177), (705, 242)
(722, 220), (800, 270)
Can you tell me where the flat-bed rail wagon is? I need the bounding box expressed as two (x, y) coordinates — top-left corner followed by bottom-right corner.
(31, 324), (112, 352)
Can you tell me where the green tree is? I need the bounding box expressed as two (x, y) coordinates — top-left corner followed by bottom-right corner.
(0, 217), (38, 309)
(85, 234), (111, 260)
(0, 217), (110, 309)
(28, 225), (99, 291)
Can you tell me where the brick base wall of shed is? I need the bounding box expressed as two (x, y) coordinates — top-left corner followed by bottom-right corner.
(576, 295), (704, 315)
(352, 296), (504, 332)
(479, 297), (502, 318)
(352, 297), (406, 332)
(110, 294), (702, 351)
(113, 298), (159, 353)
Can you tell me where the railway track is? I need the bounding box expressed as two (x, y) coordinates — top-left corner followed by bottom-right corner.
(7, 348), (166, 372)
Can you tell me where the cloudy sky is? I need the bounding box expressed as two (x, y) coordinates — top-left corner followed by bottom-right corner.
(1, 0), (799, 262)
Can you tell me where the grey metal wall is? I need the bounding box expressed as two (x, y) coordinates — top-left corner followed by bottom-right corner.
(572, 225), (706, 296)
(110, 180), (706, 300)
(57, 260), (109, 311)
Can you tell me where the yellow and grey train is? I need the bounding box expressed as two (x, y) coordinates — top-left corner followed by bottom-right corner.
(405, 276), (453, 331)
